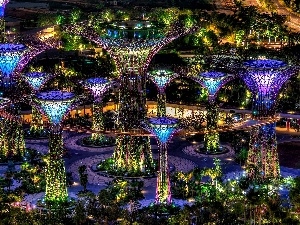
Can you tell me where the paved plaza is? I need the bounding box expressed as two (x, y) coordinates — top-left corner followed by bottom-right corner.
(1, 130), (300, 208)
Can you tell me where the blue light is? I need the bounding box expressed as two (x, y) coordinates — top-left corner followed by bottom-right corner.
(0, 6), (4, 17)
(148, 69), (178, 90)
(148, 117), (178, 144)
(23, 72), (52, 91)
(0, 44), (27, 78)
(198, 71), (228, 97)
(244, 59), (286, 69)
(36, 91), (75, 125)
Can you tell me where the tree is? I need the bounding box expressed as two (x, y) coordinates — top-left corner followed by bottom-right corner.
(78, 165), (88, 192)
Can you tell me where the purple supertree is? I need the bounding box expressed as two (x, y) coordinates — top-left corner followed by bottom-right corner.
(240, 59), (296, 180)
(22, 72), (54, 136)
(241, 59), (296, 118)
(143, 117), (180, 205)
(190, 71), (234, 153)
(33, 90), (78, 204)
(64, 20), (196, 174)
(147, 69), (179, 117)
(82, 77), (112, 142)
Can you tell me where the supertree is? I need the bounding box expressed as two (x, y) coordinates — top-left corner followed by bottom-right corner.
(64, 20), (197, 174)
(240, 59), (297, 179)
(0, 43), (27, 85)
(0, 96), (12, 160)
(0, 0), (9, 42)
(21, 72), (54, 136)
(82, 77), (112, 144)
(147, 69), (179, 117)
(0, 28), (59, 161)
(190, 71), (234, 153)
(33, 90), (78, 205)
(143, 117), (180, 205)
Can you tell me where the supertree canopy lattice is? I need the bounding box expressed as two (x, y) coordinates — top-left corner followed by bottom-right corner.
(82, 77), (112, 142)
(247, 122), (279, 180)
(22, 72), (53, 92)
(191, 71), (234, 153)
(147, 69), (179, 117)
(241, 59), (296, 118)
(22, 72), (54, 136)
(64, 20), (196, 74)
(0, 44), (27, 81)
(143, 117), (179, 205)
(65, 19), (197, 175)
(34, 90), (78, 204)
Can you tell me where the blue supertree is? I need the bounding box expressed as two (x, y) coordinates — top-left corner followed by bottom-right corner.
(0, 43), (27, 86)
(33, 90), (78, 205)
(191, 71), (234, 153)
(143, 117), (180, 205)
(147, 69), (179, 117)
(241, 59), (297, 179)
(22, 72), (54, 136)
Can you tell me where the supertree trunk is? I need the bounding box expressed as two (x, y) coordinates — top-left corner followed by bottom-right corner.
(246, 123), (280, 180)
(14, 119), (25, 158)
(157, 91), (166, 117)
(45, 125), (67, 204)
(113, 135), (153, 174)
(30, 106), (44, 136)
(4, 118), (25, 159)
(0, 118), (9, 159)
(114, 74), (154, 174)
(155, 142), (171, 205)
(204, 101), (220, 153)
(252, 94), (276, 119)
(0, 17), (5, 43)
(91, 101), (105, 142)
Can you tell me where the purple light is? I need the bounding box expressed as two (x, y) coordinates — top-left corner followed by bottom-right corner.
(83, 77), (111, 102)
(241, 59), (296, 116)
(35, 91), (76, 125)
(242, 59), (295, 95)
(22, 72), (53, 91)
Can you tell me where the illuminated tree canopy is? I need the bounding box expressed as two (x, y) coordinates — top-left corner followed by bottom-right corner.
(22, 72), (53, 92)
(34, 91), (77, 125)
(241, 59), (297, 116)
(0, 44), (27, 78)
(82, 77), (112, 102)
(146, 117), (179, 144)
(148, 69), (179, 92)
(191, 71), (234, 101)
(64, 20), (198, 74)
